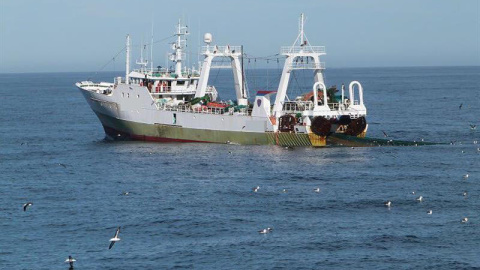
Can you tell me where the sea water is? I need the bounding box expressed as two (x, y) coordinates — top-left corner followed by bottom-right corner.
(0, 67), (479, 269)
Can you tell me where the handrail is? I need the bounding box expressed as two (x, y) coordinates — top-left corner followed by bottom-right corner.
(201, 45), (242, 54)
(290, 62), (325, 70)
(281, 46), (325, 54)
(156, 103), (251, 116)
(282, 101), (314, 112)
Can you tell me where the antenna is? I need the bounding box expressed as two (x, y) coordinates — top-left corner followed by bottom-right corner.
(136, 36), (148, 72)
(299, 13), (304, 45)
(150, 17), (154, 71)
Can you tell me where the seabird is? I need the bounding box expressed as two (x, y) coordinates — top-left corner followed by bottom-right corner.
(470, 124), (477, 130)
(382, 130), (388, 137)
(259, 228), (273, 234)
(282, 189), (287, 193)
(109, 227), (121, 249)
(412, 191), (416, 195)
(463, 174), (469, 179)
(474, 140), (478, 144)
(416, 196), (423, 202)
(385, 201), (392, 207)
(58, 163), (67, 168)
(459, 103), (463, 109)
(427, 210), (432, 215)
(65, 256), (76, 268)
(463, 191), (468, 196)
(253, 186), (260, 192)
(461, 217), (468, 223)
(121, 191), (129, 196)
(314, 188), (320, 193)
(23, 202), (33, 211)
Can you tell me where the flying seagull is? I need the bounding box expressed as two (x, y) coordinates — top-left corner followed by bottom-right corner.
(461, 217), (468, 223)
(416, 196), (423, 202)
(58, 163), (67, 168)
(427, 210), (432, 215)
(109, 227), (121, 249)
(470, 124), (477, 130)
(65, 256), (76, 268)
(253, 186), (260, 192)
(382, 130), (388, 137)
(23, 202), (33, 211)
(459, 103), (463, 109)
(385, 201), (392, 207)
(314, 188), (320, 193)
(463, 174), (469, 179)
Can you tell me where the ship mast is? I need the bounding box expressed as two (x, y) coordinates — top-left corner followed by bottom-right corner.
(125, 34), (130, 85)
(136, 38), (148, 72)
(172, 19), (189, 77)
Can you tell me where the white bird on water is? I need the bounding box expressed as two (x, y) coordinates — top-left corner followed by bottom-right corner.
(314, 188), (321, 193)
(259, 227), (273, 234)
(461, 217), (468, 223)
(463, 174), (469, 179)
(463, 191), (468, 197)
(109, 227), (121, 249)
(416, 196), (423, 202)
(65, 255), (76, 268)
(23, 202), (33, 212)
(385, 201), (392, 207)
(253, 186), (260, 192)
(427, 210), (432, 215)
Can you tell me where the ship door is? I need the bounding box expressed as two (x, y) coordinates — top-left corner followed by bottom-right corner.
(173, 113), (177, 125)
(278, 115), (297, 132)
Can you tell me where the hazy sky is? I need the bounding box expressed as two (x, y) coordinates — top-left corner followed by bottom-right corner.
(0, 0), (478, 73)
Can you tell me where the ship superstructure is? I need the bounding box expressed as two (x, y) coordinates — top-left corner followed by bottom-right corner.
(76, 15), (368, 147)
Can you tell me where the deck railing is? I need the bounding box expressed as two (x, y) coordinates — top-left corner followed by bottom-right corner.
(282, 101), (314, 113)
(201, 45), (242, 54)
(281, 46), (325, 54)
(290, 62), (325, 70)
(156, 103), (251, 116)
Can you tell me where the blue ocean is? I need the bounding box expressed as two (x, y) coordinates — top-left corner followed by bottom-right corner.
(1, 66), (479, 269)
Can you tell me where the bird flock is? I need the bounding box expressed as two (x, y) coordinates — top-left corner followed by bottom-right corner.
(384, 169), (473, 223)
(19, 109), (477, 268)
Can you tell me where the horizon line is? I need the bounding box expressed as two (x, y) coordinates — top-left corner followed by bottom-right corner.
(0, 64), (479, 75)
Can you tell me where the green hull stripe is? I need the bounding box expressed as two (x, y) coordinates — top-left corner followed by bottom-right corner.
(95, 112), (319, 146)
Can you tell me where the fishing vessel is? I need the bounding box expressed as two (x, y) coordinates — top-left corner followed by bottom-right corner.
(76, 14), (367, 147)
